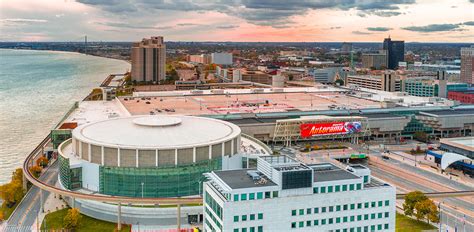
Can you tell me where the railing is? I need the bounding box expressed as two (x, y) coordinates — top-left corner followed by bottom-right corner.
(53, 101), (79, 129)
(241, 133), (273, 155)
(396, 191), (474, 199)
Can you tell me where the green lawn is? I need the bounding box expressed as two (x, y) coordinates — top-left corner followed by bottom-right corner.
(396, 212), (437, 232)
(41, 208), (131, 232)
(1, 202), (19, 220)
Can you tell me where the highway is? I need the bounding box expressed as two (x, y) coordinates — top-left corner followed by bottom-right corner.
(4, 161), (59, 232)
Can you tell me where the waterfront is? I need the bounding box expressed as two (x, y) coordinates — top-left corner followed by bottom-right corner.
(0, 49), (129, 184)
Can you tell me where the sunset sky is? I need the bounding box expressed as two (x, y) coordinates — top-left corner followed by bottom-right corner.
(1, 0), (473, 42)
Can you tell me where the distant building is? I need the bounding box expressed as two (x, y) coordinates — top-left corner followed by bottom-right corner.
(361, 51), (388, 70)
(131, 36), (166, 83)
(383, 38), (404, 70)
(203, 156), (396, 232)
(188, 54), (211, 64)
(211, 53), (233, 65)
(309, 67), (343, 84)
(460, 46), (474, 84)
(341, 42), (353, 53)
(448, 91), (474, 104)
(347, 72), (400, 92)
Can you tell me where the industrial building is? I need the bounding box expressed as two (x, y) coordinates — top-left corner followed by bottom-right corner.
(131, 36), (166, 83)
(203, 156), (396, 232)
(346, 73), (401, 92)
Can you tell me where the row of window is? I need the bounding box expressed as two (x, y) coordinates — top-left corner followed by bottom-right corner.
(313, 183), (362, 194)
(233, 191), (279, 202)
(330, 224), (390, 232)
(233, 213), (264, 222)
(205, 191), (223, 219)
(291, 200), (390, 216)
(233, 226), (263, 232)
(205, 208), (222, 231)
(291, 213), (390, 229)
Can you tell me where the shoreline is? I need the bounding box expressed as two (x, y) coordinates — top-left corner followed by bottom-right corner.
(0, 48), (130, 63)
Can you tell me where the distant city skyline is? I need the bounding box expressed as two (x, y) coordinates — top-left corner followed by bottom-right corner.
(0, 0), (473, 42)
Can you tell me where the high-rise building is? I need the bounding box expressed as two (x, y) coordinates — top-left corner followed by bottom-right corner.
(131, 36), (166, 83)
(383, 38), (404, 70)
(203, 156), (396, 232)
(361, 51), (388, 70)
(460, 46), (474, 84)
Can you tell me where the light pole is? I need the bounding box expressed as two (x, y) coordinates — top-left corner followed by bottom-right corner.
(141, 182), (144, 199)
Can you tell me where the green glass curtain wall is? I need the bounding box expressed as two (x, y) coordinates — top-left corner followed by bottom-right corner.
(99, 158), (221, 197)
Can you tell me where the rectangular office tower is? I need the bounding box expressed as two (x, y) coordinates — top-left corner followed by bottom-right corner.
(460, 46), (474, 84)
(203, 156), (396, 232)
(383, 38), (404, 70)
(131, 36), (166, 83)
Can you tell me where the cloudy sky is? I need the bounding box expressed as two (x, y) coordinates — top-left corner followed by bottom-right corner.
(0, 0), (473, 42)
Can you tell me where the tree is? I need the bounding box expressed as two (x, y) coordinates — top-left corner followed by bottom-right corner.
(63, 208), (82, 229)
(413, 131), (429, 143)
(415, 199), (439, 223)
(29, 165), (43, 178)
(0, 168), (25, 207)
(36, 156), (49, 168)
(403, 191), (427, 216)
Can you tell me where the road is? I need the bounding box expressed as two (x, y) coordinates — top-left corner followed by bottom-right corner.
(4, 161), (58, 232)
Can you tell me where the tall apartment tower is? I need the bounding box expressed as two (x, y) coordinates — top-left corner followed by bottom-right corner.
(460, 46), (474, 84)
(131, 36), (166, 83)
(383, 37), (404, 70)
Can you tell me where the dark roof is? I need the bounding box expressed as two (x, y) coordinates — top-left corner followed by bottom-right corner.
(356, 113), (403, 119)
(420, 109), (474, 116)
(309, 163), (360, 182)
(214, 169), (277, 189)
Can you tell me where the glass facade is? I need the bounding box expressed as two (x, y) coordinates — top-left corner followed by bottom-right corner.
(99, 158), (221, 197)
(59, 155), (71, 189)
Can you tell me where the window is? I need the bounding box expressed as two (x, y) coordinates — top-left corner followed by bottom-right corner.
(307, 208), (312, 214)
(273, 191), (279, 198)
(336, 205), (341, 211)
(258, 226), (263, 232)
(257, 192), (263, 199)
(265, 191), (271, 199)
(350, 204), (355, 210)
(343, 204), (348, 211)
(385, 200), (389, 206)
(371, 213), (375, 219)
(364, 214), (368, 220)
(378, 213), (383, 219)
(329, 218), (333, 224)
(349, 184), (355, 191)
(322, 207), (326, 213)
(342, 185), (347, 191)
(241, 194), (247, 201)
(313, 187), (318, 194)
(249, 193), (255, 200)
(234, 229), (238, 232)
(242, 228), (247, 232)
(350, 216), (355, 222)
(384, 224), (389, 229)
(250, 214), (255, 220)
(371, 202), (376, 208)
(321, 186), (326, 193)
(321, 219), (326, 225)
(250, 227), (255, 232)
(371, 225), (375, 231)
(313, 220), (319, 225)
(299, 209), (304, 215)
(299, 221), (304, 228)
(233, 194), (239, 201)
(306, 220), (311, 227)
(335, 185), (340, 192)
(357, 203), (362, 209)
(292, 210), (297, 216)
(336, 217), (341, 223)
(378, 224), (382, 230)
(242, 215), (247, 221)
(291, 222), (296, 228)
(384, 212), (389, 218)
(357, 215), (362, 221)
(328, 186), (333, 193)
(364, 202), (369, 208)
(234, 216), (239, 222)
(258, 213), (263, 220)
(343, 216), (348, 222)
(356, 183), (362, 190)
(378, 201), (383, 207)
(329, 206), (334, 212)
(314, 207), (319, 214)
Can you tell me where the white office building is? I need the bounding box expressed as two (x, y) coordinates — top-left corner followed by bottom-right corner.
(203, 156), (396, 232)
(212, 53), (233, 65)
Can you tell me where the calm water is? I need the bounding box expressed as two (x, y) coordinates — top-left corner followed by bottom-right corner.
(0, 49), (129, 184)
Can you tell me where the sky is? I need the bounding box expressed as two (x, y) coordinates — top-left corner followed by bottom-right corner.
(0, 0), (473, 42)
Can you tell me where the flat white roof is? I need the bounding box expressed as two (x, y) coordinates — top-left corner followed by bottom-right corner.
(72, 115), (241, 149)
(66, 99), (131, 125)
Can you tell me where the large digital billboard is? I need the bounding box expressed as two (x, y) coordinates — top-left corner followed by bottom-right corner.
(300, 121), (362, 138)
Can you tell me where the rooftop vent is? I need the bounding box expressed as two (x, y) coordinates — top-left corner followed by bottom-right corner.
(247, 170), (261, 180)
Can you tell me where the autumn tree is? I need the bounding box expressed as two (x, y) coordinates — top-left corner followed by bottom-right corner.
(36, 156), (49, 168)
(63, 208), (82, 229)
(0, 168), (25, 207)
(415, 199), (439, 223)
(30, 165), (43, 178)
(403, 191), (427, 216)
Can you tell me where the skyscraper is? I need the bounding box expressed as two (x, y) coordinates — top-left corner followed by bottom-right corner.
(131, 36), (166, 83)
(460, 46), (474, 84)
(383, 37), (404, 70)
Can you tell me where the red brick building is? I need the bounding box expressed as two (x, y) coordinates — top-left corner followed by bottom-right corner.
(448, 91), (474, 104)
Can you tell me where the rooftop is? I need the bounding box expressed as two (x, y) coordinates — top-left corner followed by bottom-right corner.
(213, 169), (277, 189)
(440, 137), (474, 151)
(309, 163), (360, 183)
(72, 115), (241, 149)
(420, 109), (474, 116)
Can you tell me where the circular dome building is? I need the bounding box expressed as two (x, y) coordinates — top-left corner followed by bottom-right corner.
(59, 115), (242, 198)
